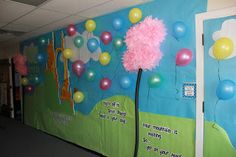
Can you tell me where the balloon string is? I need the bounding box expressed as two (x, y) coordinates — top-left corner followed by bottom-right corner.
(174, 65), (179, 95)
(146, 87), (151, 106)
(100, 93), (105, 102)
(56, 53), (61, 104)
(110, 45), (114, 55)
(87, 32), (89, 40)
(111, 61), (120, 81)
(217, 61), (221, 81)
(99, 63), (105, 78)
(212, 99), (219, 130)
(68, 60), (74, 112)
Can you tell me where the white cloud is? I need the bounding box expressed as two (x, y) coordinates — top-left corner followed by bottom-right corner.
(64, 31), (101, 63)
(209, 19), (236, 59)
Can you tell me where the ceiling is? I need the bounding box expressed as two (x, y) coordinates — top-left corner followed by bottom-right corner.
(0, 0), (151, 46)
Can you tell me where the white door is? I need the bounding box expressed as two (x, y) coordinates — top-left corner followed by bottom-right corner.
(196, 7), (236, 157)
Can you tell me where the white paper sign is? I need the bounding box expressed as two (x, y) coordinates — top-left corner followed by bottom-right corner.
(182, 82), (196, 99)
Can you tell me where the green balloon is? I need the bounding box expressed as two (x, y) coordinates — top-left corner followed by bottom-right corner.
(113, 37), (124, 50)
(74, 36), (84, 48)
(148, 73), (163, 88)
(39, 37), (46, 45)
(85, 69), (96, 81)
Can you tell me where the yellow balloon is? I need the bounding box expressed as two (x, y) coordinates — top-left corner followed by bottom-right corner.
(21, 77), (29, 86)
(129, 8), (142, 24)
(63, 48), (73, 59)
(99, 52), (111, 66)
(73, 91), (84, 103)
(213, 37), (234, 60)
(85, 19), (96, 32)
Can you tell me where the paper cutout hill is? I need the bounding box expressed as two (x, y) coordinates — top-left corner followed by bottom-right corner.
(24, 71), (236, 157)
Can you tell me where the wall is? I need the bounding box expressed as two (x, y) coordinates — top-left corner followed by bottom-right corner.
(0, 42), (19, 59)
(207, 0), (236, 11)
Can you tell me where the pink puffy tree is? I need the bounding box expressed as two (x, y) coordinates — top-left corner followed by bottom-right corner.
(123, 16), (166, 157)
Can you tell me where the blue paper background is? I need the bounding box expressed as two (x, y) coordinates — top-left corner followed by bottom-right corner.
(21, 0), (206, 118)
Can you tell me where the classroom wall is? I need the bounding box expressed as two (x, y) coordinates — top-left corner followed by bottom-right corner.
(17, 0), (236, 157)
(0, 42), (19, 59)
(207, 0), (236, 11)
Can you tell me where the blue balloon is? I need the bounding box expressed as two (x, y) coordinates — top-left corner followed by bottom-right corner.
(112, 18), (123, 31)
(37, 52), (47, 64)
(87, 38), (99, 52)
(120, 76), (131, 89)
(216, 80), (236, 100)
(173, 21), (186, 39)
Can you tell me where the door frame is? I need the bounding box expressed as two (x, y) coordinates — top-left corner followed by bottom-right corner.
(195, 6), (236, 157)
(8, 58), (14, 118)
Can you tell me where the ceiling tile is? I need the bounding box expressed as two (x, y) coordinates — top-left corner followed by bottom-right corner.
(45, 14), (86, 29)
(41, 0), (111, 14)
(19, 14), (86, 41)
(112, 0), (152, 7)
(0, 22), (7, 27)
(13, 8), (69, 27)
(17, 31), (38, 41)
(0, 0), (35, 23)
(78, 1), (122, 18)
(2, 23), (37, 32)
(35, 15), (85, 34)
(78, 0), (151, 18)
(10, 0), (48, 6)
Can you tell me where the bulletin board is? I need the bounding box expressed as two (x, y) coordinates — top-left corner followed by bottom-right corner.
(20, 0), (208, 156)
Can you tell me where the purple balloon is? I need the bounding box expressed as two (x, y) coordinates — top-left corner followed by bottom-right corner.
(67, 24), (76, 36)
(100, 31), (112, 45)
(176, 48), (193, 66)
(100, 78), (111, 90)
(72, 60), (85, 77)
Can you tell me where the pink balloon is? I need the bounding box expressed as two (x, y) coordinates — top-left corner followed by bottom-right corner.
(72, 60), (85, 77)
(100, 78), (111, 90)
(176, 48), (193, 66)
(25, 85), (34, 94)
(13, 54), (27, 65)
(100, 31), (112, 45)
(67, 24), (76, 36)
(16, 65), (28, 76)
